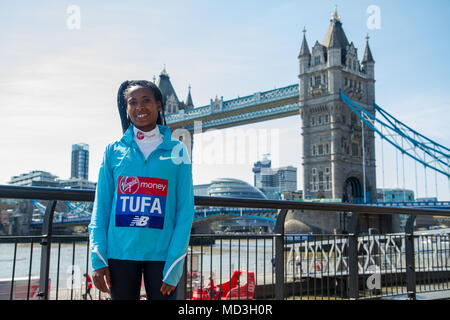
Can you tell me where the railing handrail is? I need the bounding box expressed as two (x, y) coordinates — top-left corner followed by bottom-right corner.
(0, 184), (449, 217)
(2, 184), (450, 301)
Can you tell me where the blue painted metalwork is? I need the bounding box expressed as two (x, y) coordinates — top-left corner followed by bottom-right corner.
(30, 200), (93, 227)
(372, 201), (450, 209)
(339, 90), (450, 178)
(165, 84), (299, 128)
(28, 197), (450, 227)
(29, 202), (279, 227)
(194, 207), (278, 222)
(374, 103), (449, 156)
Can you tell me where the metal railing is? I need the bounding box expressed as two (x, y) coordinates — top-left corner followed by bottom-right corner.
(0, 184), (449, 300)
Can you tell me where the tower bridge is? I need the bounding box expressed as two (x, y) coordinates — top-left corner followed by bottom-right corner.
(159, 10), (378, 205)
(161, 8), (448, 206)
(6, 8), (450, 234)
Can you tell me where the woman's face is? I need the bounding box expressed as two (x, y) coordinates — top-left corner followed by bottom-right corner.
(126, 86), (162, 132)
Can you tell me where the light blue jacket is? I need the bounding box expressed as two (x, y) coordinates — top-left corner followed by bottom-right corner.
(88, 124), (194, 286)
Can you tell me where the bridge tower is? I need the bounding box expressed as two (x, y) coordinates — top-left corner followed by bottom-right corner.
(299, 8), (377, 203)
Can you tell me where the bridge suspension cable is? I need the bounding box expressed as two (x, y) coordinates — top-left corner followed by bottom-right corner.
(339, 90), (450, 180)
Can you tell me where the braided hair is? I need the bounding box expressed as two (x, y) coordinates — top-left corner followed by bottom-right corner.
(117, 80), (166, 134)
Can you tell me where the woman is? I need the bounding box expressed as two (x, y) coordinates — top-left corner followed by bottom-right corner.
(88, 80), (195, 300)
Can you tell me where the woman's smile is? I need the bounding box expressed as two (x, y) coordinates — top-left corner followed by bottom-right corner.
(136, 112), (150, 119)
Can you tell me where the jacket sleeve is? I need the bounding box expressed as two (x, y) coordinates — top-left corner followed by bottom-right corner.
(162, 142), (195, 286)
(88, 145), (114, 270)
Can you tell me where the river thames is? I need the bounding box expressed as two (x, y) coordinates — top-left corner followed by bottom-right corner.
(0, 236), (276, 299)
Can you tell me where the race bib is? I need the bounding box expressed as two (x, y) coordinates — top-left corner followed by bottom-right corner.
(115, 176), (168, 229)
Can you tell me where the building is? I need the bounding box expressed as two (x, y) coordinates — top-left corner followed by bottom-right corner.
(299, 8), (376, 203)
(377, 188), (421, 232)
(194, 178), (272, 234)
(71, 143), (89, 180)
(252, 154), (298, 199)
(377, 188), (415, 202)
(193, 184), (210, 197)
(252, 154), (272, 191)
(59, 178), (96, 190)
(273, 166), (297, 193)
(281, 190), (303, 201)
(9, 170), (96, 190)
(194, 178), (267, 200)
(9, 170), (60, 187)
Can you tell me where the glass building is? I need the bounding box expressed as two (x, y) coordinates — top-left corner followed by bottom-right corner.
(197, 178), (267, 200)
(71, 143), (89, 180)
(377, 188), (415, 202)
(252, 154), (298, 200)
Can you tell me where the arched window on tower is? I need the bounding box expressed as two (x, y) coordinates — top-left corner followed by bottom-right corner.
(314, 75), (321, 87)
(314, 56), (321, 65)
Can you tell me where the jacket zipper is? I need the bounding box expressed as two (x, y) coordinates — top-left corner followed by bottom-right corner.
(132, 140), (164, 166)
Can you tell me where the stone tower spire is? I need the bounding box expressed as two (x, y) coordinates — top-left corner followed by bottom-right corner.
(362, 34), (375, 64)
(185, 84), (194, 109)
(298, 27), (311, 100)
(299, 27), (311, 57)
(156, 66), (181, 114)
(298, 9), (377, 205)
(362, 34), (375, 104)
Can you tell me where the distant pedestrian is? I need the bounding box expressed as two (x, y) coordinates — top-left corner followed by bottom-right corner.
(83, 273), (93, 300)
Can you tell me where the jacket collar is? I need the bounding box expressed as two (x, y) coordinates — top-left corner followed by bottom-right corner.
(121, 124), (178, 151)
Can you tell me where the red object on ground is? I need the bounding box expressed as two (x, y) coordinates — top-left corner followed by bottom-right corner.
(191, 270), (255, 300)
(86, 275), (93, 289)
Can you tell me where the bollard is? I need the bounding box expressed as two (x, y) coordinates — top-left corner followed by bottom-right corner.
(177, 260), (187, 300)
(274, 209), (288, 300)
(38, 200), (56, 300)
(347, 212), (359, 299)
(405, 215), (416, 300)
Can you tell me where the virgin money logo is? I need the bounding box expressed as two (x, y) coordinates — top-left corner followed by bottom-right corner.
(119, 176), (139, 194)
(136, 131), (145, 140)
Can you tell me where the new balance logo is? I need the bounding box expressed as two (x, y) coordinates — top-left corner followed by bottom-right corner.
(130, 216), (150, 227)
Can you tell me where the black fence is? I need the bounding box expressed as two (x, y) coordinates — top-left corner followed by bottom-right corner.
(0, 185), (449, 300)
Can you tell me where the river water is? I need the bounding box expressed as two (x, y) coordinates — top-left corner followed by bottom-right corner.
(0, 237), (276, 298)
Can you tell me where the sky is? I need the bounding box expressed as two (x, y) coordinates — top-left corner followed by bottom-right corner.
(0, 0), (449, 200)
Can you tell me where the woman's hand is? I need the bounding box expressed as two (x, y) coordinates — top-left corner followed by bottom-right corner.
(160, 282), (176, 296)
(92, 267), (111, 294)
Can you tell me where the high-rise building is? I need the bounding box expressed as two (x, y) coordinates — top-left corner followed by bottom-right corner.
(299, 8), (376, 203)
(252, 155), (298, 199)
(252, 154), (272, 190)
(273, 166), (297, 193)
(71, 143), (89, 180)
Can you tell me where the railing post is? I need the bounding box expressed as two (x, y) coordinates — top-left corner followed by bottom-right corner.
(405, 214), (416, 300)
(347, 212), (359, 299)
(274, 209), (288, 300)
(38, 200), (56, 300)
(177, 260), (187, 300)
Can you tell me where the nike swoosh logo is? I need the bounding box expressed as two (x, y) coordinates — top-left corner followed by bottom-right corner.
(159, 156), (176, 160)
